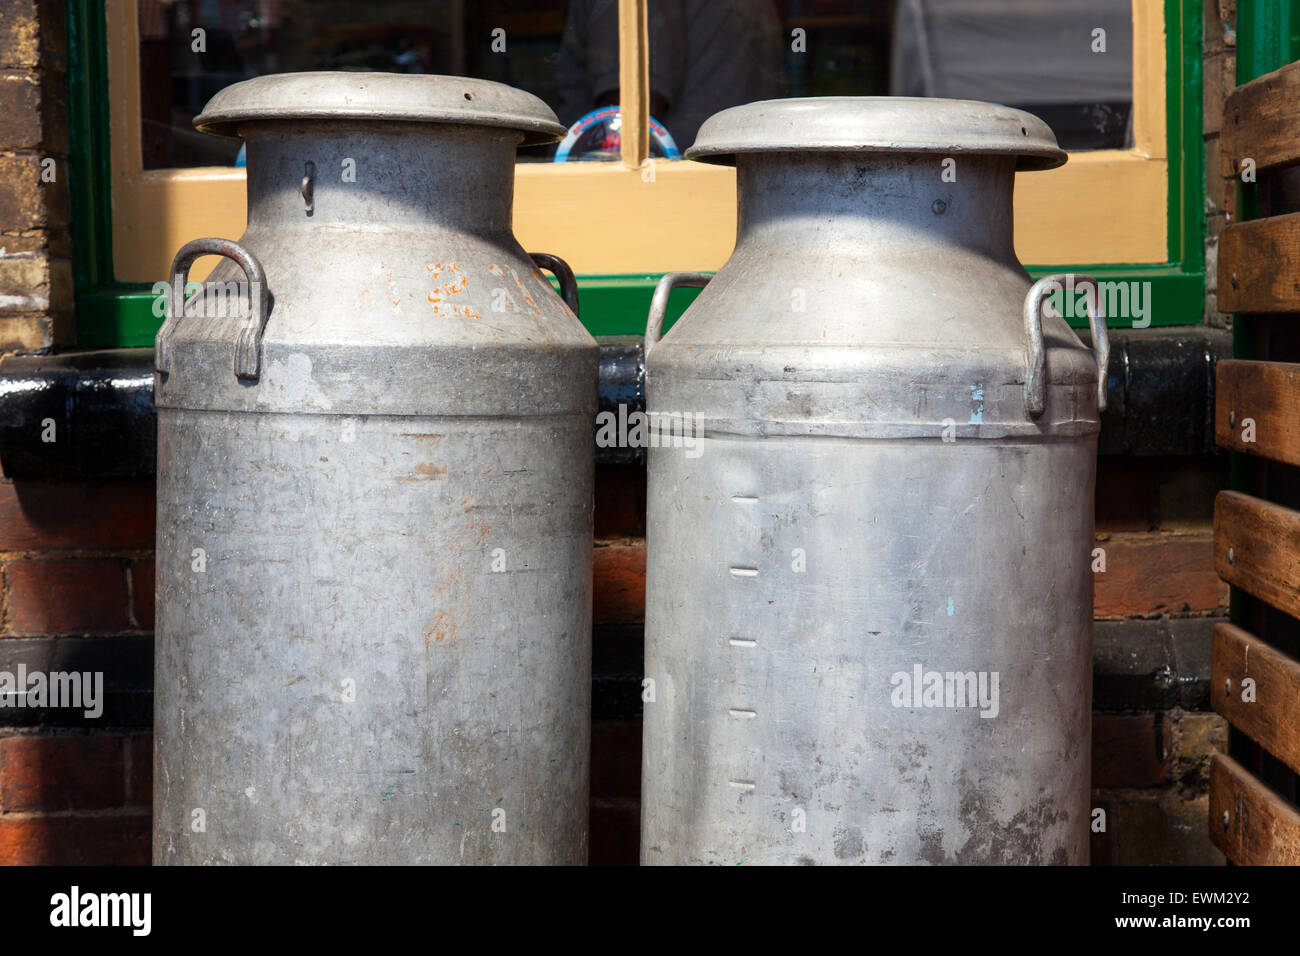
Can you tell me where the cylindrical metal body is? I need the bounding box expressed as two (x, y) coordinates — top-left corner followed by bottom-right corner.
(154, 74), (597, 865)
(642, 98), (1104, 865)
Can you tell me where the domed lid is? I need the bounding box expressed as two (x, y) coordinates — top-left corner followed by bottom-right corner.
(194, 72), (567, 145)
(687, 97), (1065, 170)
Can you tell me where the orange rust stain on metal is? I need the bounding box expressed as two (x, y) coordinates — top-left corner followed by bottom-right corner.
(426, 611), (454, 647)
(375, 260), (401, 309)
(427, 261), (476, 317)
(486, 263), (542, 316)
(398, 433), (445, 444)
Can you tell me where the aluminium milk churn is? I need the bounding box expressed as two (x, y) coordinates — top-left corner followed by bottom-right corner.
(641, 98), (1108, 865)
(153, 73), (597, 865)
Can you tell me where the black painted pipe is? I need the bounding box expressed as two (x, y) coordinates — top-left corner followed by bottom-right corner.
(0, 330), (1232, 479)
(0, 349), (156, 479)
(1086, 328), (1231, 457)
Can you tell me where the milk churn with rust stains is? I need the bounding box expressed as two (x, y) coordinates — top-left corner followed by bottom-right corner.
(153, 73), (596, 865)
(640, 98), (1108, 865)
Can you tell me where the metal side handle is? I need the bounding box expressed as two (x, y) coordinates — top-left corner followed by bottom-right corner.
(1023, 273), (1109, 417)
(645, 272), (712, 358)
(529, 252), (580, 318)
(157, 237), (270, 381)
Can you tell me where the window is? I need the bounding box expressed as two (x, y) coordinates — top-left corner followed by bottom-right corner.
(71, 0), (1200, 346)
(891, 0), (1134, 151)
(138, 1), (575, 167)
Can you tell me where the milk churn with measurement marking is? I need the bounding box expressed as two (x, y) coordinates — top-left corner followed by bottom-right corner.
(153, 73), (597, 865)
(640, 98), (1108, 865)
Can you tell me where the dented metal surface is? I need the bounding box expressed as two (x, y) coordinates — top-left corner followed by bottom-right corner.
(641, 98), (1100, 865)
(154, 73), (597, 865)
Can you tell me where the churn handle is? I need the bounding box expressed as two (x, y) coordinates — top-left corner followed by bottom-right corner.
(645, 272), (712, 359)
(1022, 274), (1109, 417)
(529, 253), (581, 318)
(157, 237), (270, 382)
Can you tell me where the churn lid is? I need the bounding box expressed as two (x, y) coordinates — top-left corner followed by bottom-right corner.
(687, 97), (1066, 170)
(194, 72), (567, 146)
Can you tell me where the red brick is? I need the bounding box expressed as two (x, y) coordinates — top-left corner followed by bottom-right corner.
(0, 734), (125, 811)
(130, 559), (154, 630)
(0, 813), (150, 865)
(3, 558), (129, 634)
(127, 734), (152, 808)
(594, 542), (645, 624)
(0, 479), (155, 551)
(1092, 713), (1169, 789)
(1092, 532), (1228, 618)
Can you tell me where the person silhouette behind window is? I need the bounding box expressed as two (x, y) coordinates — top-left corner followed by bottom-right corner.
(556, 0), (782, 153)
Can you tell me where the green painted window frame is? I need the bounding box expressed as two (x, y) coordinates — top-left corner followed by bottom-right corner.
(67, 0), (1206, 348)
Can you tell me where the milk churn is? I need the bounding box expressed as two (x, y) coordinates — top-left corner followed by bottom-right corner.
(641, 98), (1107, 865)
(153, 73), (597, 865)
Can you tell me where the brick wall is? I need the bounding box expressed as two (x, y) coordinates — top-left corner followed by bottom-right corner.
(0, 0), (73, 352)
(1204, 0), (1236, 329)
(0, 0), (148, 865)
(0, 480), (155, 865)
(1088, 458), (1228, 865)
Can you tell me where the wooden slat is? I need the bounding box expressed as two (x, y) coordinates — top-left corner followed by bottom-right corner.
(1212, 622), (1300, 775)
(617, 0), (649, 170)
(1218, 214), (1300, 312)
(1215, 360), (1300, 464)
(1209, 754), (1300, 865)
(1214, 491), (1300, 620)
(1221, 59), (1300, 178)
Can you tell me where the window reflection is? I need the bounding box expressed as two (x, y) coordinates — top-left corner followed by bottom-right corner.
(891, 0), (1133, 150)
(138, 0), (1134, 169)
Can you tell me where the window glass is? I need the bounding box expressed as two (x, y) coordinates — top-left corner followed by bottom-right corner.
(138, 0), (575, 167)
(889, 0), (1133, 151)
(139, 0), (1134, 169)
(631, 0), (1132, 152)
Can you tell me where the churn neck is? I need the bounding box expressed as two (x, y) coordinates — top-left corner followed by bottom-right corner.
(733, 152), (1019, 261)
(241, 123), (519, 233)
(689, 97), (1065, 261)
(193, 72), (566, 233)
